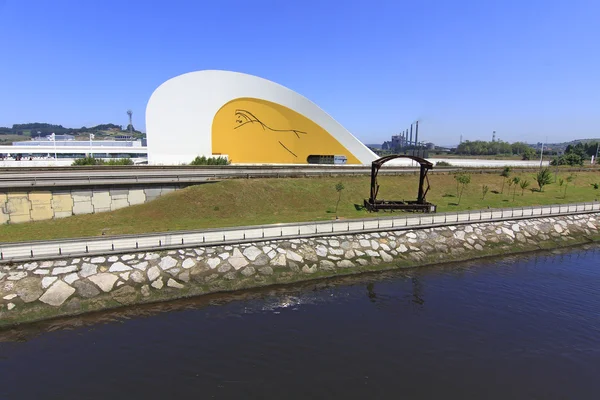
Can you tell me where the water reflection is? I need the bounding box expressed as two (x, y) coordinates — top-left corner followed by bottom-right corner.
(1, 243), (599, 399)
(1, 243), (597, 343)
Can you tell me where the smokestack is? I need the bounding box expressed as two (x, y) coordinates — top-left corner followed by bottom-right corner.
(409, 124), (413, 147)
(415, 121), (419, 149)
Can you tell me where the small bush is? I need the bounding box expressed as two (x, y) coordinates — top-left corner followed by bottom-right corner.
(104, 158), (134, 166)
(72, 156), (101, 166)
(436, 161), (452, 167)
(190, 156), (230, 166)
(72, 157), (133, 166)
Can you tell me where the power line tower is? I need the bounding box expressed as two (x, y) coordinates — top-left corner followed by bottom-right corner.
(127, 109), (133, 136)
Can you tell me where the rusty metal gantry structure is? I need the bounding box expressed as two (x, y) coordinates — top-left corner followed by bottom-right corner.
(364, 155), (436, 213)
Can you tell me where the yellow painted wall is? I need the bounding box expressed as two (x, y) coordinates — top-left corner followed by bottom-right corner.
(211, 98), (360, 164)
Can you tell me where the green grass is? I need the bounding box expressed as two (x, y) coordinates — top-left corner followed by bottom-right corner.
(0, 134), (31, 144)
(431, 154), (524, 159)
(1, 171), (599, 243)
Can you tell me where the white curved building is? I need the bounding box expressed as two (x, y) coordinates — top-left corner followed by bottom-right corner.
(146, 70), (378, 165)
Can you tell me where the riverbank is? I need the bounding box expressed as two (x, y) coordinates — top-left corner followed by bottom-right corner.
(1, 171), (599, 242)
(1, 211), (598, 327)
(4, 244), (599, 399)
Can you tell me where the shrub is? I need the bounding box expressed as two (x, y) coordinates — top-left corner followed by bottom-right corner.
(521, 148), (536, 160)
(550, 153), (584, 166)
(436, 161), (452, 167)
(104, 158), (133, 166)
(72, 156), (101, 166)
(72, 157), (133, 166)
(190, 156), (230, 165)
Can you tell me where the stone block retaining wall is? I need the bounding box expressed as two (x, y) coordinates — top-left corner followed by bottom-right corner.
(0, 185), (182, 224)
(1, 213), (598, 326)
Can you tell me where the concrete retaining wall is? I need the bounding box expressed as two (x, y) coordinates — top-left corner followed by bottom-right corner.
(1, 212), (598, 327)
(0, 185), (183, 224)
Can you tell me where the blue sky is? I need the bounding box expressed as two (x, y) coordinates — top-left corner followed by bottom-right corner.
(1, 0), (598, 145)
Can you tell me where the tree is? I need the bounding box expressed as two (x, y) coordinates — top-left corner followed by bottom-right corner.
(584, 142), (599, 157)
(521, 147), (536, 160)
(334, 182), (345, 219)
(507, 177), (515, 196)
(563, 174), (576, 198)
(456, 174), (471, 205)
(519, 179), (530, 195)
(535, 168), (553, 191)
(511, 142), (529, 155)
(453, 172), (461, 197)
(551, 153), (584, 166)
(512, 177), (520, 201)
(481, 184), (489, 200)
(565, 143), (587, 158)
(455, 139), (516, 156)
(500, 167), (511, 193)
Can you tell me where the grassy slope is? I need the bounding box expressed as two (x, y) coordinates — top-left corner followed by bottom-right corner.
(0, 171), (599, 242)
(0, 134), (31, 144)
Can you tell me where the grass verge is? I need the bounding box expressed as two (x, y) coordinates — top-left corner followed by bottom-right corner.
(0, 171), (599, 242)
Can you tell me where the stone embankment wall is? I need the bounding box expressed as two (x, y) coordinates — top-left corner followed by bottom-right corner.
(1, 213), (599, 326)
(0, 185), (183, 224)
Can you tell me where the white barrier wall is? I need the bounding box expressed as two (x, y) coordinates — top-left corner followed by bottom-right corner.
(2, 202), (598, 261)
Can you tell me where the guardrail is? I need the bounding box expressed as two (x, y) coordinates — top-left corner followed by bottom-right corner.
(2, 165), (595, 190)
(1, 201), (598, 262)
(0, 166), (445, 189)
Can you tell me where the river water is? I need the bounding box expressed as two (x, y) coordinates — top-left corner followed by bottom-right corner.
(1, 245), (599, 399)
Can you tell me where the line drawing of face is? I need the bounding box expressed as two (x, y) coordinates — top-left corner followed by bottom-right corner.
(233, 109), (308, 158)
(234, 109), (307, 138)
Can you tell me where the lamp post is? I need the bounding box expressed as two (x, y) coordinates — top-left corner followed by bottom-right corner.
(539, 139), (545, 169)
(49, 133), (57, 160)
(89, 133), (95, 158)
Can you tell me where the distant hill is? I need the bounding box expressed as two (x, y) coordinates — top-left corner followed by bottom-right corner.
(0, 123), (145, 143)
(565, 138), (600, 145)
(536, 138), (600, 153)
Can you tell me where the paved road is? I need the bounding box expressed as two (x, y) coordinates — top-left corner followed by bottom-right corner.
(0, 165), (452, 189)
(0, 161), (571, 189)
